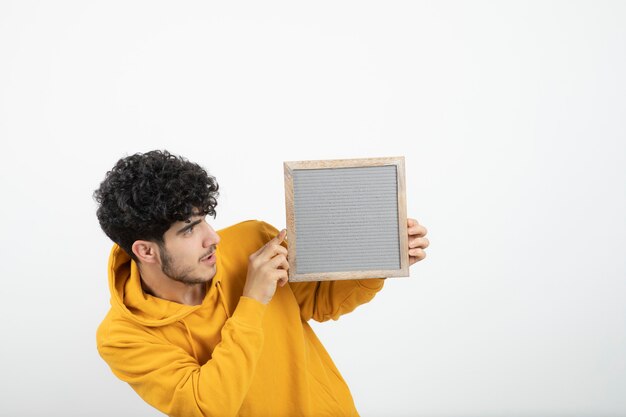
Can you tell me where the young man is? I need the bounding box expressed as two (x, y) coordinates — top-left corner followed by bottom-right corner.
(94, 150), (429, 417)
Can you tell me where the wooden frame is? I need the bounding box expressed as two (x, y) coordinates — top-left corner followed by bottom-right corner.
(284, 156), (409, 282)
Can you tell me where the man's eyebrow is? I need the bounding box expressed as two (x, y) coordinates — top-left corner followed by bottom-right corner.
(177, 219), (202, 235)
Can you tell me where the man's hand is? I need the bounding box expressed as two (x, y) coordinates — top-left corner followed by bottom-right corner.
(408, 218), (429, 266)
(243, 229), (289, 305)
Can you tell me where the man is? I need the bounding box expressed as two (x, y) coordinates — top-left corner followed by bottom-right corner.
(94, 150), (429, 417)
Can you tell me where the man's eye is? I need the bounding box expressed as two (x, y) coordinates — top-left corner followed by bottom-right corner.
(185, 226), (194, 235)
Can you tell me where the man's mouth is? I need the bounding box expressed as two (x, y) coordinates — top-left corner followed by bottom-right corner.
(200, 250), (216, 262)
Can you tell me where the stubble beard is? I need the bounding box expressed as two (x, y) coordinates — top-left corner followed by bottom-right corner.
(159, 245), (212, 285)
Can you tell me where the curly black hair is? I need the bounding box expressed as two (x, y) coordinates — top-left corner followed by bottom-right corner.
(94, 150), (219, 261)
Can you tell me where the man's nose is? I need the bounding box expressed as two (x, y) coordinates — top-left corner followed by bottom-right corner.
(203, 226), (220, 247)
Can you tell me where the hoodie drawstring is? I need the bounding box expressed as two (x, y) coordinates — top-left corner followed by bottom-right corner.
(216, 281), (231, 319)
(180, 319), (199, 362)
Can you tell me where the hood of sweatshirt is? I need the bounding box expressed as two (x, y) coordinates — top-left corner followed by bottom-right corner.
(107, 244), (227, 328)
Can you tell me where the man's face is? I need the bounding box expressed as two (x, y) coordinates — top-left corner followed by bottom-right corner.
(158, 213), (221, 285)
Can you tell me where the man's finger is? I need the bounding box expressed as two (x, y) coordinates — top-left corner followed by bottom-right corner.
(275, 229), (287, 243)
(270, 254), (289, 270)
(271, 229), (287, 247)
(277, 269), (289, 287)
(409, 248), (426, 262)
(256, 229), (288, 258)
(408, 223), (427, 237)
(409, 237), (429, 249)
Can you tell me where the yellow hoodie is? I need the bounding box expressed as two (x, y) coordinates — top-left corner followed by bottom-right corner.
(97, 220), (385, 417)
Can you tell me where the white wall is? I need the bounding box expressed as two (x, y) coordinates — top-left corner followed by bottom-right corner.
(1, 1), (624, 416)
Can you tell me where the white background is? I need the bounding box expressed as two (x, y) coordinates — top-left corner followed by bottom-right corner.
(1, 1), (625, 416)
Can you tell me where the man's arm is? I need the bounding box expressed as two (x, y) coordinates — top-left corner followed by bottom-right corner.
(289, 278), (386, 322)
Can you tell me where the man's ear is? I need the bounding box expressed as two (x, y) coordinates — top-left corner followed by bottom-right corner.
(132, 240), (160, 264)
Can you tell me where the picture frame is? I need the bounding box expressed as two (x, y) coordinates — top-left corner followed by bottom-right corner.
(284, 156), (409, 282)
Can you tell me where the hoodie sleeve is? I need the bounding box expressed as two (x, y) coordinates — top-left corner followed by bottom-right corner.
(289, 278), (385, 322)
(97, 296), (266, 417)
